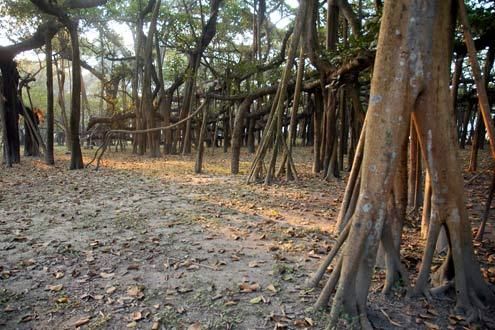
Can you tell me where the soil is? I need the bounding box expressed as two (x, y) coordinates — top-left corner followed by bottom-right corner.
(0, 146), (494, 330)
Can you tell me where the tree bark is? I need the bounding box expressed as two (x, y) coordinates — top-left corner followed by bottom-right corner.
(311, 1), (494, 327)
(67, 21), (84, 169)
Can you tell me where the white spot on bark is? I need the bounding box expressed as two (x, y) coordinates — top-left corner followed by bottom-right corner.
(369, 164), (377, 173)
(362, 203), (372, 213)
(395, 29), (401, 36)
(370, 95), (382, 105)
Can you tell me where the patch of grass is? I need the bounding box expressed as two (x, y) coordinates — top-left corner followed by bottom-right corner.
(205, 309), (243, 329)
(155, 307), (182, 329)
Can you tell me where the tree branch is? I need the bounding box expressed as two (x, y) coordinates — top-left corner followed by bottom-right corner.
(0, 21), (62, 62)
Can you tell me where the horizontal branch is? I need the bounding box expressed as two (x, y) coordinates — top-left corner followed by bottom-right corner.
(0, 21), (62, 62)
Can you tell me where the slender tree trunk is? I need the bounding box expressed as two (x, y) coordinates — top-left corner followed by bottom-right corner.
(312, 92), (323, 173)
(476, 169), (495, 241)
(231, 98), (253, 174)
(195, 99), (209, 173)
(67, 20), (84, 169)
(55, 58), (71, 150)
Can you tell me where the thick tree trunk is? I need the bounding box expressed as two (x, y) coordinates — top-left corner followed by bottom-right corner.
(141, 0), (161, 158)
(311, 1), (494, 327)
(0, 61), (21, 165)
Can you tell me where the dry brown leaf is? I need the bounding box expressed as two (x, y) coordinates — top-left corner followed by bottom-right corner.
(248, 261), (259, 268)
(56, 297), (68, 303)
(73, 317), (91, 327)
(100, 272), (114, 279)
(54, 271), (65, 279)
(48, 284), (63, 292)
(106, 286), (117, 294)
(127, 286), (144, 298)
(131, 311), (142, 321)
(239, 282), (260, 293)
(188, 322), (202, 330)
(265, 284), (277, 293)
(427, 308), (439, 316)
(424, 321), (440, 330)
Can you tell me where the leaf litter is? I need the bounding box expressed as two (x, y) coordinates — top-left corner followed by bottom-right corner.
(0, 149), (494, 329)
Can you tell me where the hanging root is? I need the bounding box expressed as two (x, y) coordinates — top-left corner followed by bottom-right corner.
(314, 258), (343, 309)
(306, 220), (352, 288)
(86, 101), (208, 170)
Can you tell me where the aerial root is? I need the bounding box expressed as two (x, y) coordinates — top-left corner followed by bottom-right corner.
(306, 220), (351, 288)
(314, 258), (342, 309)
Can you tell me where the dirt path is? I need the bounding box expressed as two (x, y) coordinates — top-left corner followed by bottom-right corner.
(0, 148), (494, 329)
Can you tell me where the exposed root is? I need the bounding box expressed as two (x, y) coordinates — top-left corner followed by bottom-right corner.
(429, 280), (454, 296)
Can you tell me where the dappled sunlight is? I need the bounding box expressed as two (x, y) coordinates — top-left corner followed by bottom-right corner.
(78, 146), (343, 236)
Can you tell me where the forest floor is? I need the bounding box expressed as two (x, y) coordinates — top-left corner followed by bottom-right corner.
(1, 146), (494, 330)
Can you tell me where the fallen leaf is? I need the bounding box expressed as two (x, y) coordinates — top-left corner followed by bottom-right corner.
(294, 319), (311, 327)
(126, 321), (137, 328)
(127, 286), (144, 298)
(266, 284), (277, 293)
(427, 308), (439, 316)
(424, 321), (440, 330)
(54, 271), (65, 279)
(248, 261), (259, 268)
(249, 296), (263, 304)
(106, 286), (117, 294)
(305, 317), (314, 326)
(188, 322), (202, 330)
(239, 282), (260, 293)
(151, 321), (160, 330)
(48, 284), (63, 292)
(56, 297), (68, 303)
(100, 272), (114, 279)
(131, 311), (142, 321)
(73, 317), (91, 327)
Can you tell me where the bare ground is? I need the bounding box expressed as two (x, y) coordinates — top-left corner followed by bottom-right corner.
(0, 147), (494, 330)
